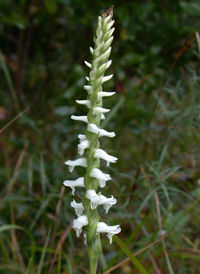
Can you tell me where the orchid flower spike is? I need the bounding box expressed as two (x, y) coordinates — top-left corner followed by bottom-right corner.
(63, 6), (121, 273)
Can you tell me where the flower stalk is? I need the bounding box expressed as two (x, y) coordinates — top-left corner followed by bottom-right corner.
(64, 6), (121, 274)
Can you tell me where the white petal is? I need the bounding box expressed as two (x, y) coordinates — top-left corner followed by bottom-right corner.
(98, 91), (115, 99)
(94, 149), (118, 166)
(87, 123), (115, 138)
(90, 47), (94, 55)
(76, 100), (91, 108)
(93, 107), (110, 115)
(90, 168), (111, 188)
(73, 215), (88, 237)
(102, 74), (113, 84)
(101, 113), (105, 120)
(99, 195), (117, 213)
(71, 200), (84, 216)
(107, 20), (115, 30)
(65, 158), (87, 173)
(84, 60), (91, 68)
(84, 85), (93, 94)
(78, 139), (90, 155)
(108, 28), (115, 38)
(85, 189), (100, 209)
(86, 76), (89, 81)
(71, 115), (88, 123)
(99, 128), (115, 138)
(63, 177), (85, 195)
(97, 222), (121, 244)
(87, 123), (99, 134)
(106, 60), (112, 69)
(78, 134), (87, 140)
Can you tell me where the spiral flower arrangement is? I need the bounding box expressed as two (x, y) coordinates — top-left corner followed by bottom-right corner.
(63, 6), (121, 273)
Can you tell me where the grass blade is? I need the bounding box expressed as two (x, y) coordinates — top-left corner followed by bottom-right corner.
(113, 235), (149, 274)
(36, 227), (51, 274)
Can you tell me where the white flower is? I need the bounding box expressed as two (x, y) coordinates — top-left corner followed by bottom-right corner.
(78, 139), (90, 155)
(87, 123), (115, 138)
(78, 134), (86, 140)
(63, 177), (85, 195)
(85, 189), (100, 209)
(71, 115), (88, 123)
(76, 100), (91, 108)
(106, 60), (112, 69)
(84, 60), (91, 68)
(97, 222), (121, 244)
(97, 91), (115, 99)
(89, 47), (94, 55)
(73, 215), (88, 237)
(71, 200), (84, 216)
(65, 158), (87, 172)
(93, 107), (110, 115)
(98, 195), (117, 213)
(94, 149), (118, 166)
(87, 123), (99, 134)
(90, 168), (111, 187)
(102, 74), (113, 84)
(84, 85), (93, 94)
(99, 128), (115, 138)
(85, 190), (116, 213)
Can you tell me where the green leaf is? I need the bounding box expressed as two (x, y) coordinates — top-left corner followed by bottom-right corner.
(113, 235), (149, 274)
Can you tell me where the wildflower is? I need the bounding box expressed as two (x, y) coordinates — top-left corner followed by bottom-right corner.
(73, 215), (89, 237)
(97, 222), (121, 244)
(63, 6), (121, 273)
(90, 168), (111, 188)
(71, 200), (85, 216)
(63, 177), (85, 195)
(65, 158), (87, 173)
(94, 148), (118, 166)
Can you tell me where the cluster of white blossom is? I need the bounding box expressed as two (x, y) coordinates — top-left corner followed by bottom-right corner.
(63, 11), (121, 245)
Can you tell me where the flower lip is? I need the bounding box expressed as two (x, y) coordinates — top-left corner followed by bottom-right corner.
(71, 200), (84, 216)
(93, 107), (110, 115)
(77, 139), (90, 155)
(97, 222), (121, 244)
(76, 100), (91, 108)
(65, 158), (87, 173)
(71, 115), (88, 123)
(63, 177), (85, 195)
(73, 215), (88, 237)
(94, 148), (118, 166)
(85, 189), (100, 209)
(98, 194), (117, 213)
(87, 123), (115, 138)
(90, 168), (111, 188)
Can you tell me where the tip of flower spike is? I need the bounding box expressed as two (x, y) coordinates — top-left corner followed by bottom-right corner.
(103, 5), (114, 18)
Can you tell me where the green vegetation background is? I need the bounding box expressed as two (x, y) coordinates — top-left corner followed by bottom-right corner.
(0, 0), (200, 273)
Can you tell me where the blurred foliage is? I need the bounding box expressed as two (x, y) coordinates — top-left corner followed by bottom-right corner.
(0, 0), (200, 273)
